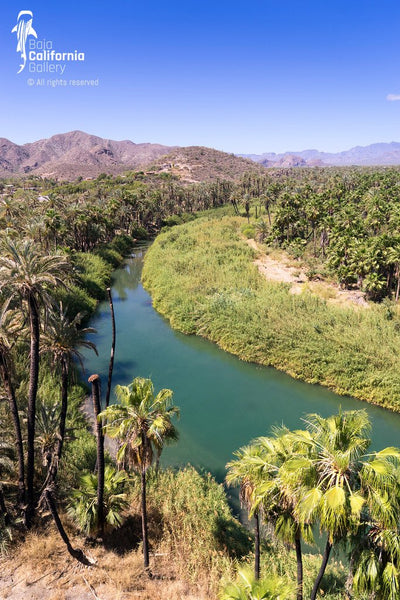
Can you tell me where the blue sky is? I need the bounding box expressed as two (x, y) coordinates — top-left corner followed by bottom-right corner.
(1, 0), (400, 153)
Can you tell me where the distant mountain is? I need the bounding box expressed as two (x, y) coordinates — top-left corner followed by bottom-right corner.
(241, 142), (400, 167)
(0, 131), (266, 182)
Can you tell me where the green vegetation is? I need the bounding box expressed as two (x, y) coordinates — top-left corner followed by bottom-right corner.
(226, 409), (400, 600)
(99, 377), (180, 569)
(143, 216), (400, 409)
(3, 166), (400, 597)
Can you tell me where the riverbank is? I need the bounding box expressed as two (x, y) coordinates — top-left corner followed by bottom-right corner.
(142, 215), (400, 411)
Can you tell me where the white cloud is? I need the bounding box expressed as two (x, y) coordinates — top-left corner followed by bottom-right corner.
(387, 94), (400, 101)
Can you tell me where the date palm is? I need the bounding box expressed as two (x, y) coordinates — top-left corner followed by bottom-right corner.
(99, 377), (179, 570)
(0, 237), (70, 526)
(0, 303), (25, 507)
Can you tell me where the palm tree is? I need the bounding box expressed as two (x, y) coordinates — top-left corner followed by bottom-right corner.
(228, 430), (314, 600)
(0, 304), (25, 507)
(0, 237), (70, 526)
(99, 377), (179, 570)
(350, 446), (400, 599)
(40, 303), (97, 488)
(219, 568), (294, 600)
(298, 410), (371, 600)
(67, 465), (129, 536)
(226, 444), (263, 580)
(254, 429), (315, 600)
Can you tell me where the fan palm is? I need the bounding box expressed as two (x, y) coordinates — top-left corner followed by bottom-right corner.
(67, 465), (129, 536)
(297, 409), (391, 600)
(99, 377), (179, 569)
(219, 568), (294, 600)
(226, 444), (265, 580)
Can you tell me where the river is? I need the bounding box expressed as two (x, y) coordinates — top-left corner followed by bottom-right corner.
(82, 247), (400, 483)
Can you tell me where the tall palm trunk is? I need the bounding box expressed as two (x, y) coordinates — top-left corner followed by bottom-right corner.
(0, 353), (25, 507)
(254, 510), (260, 580)
(295, 533), (303, 600)
(105, 288), (116, 408)
(44, 489), (92, 565)
(26, 294), (40, 527)
(43, 357), (68, 488)
(141, 467), (150, 570)
(89, 374), (104, 537)
(310, 540), (332, 600)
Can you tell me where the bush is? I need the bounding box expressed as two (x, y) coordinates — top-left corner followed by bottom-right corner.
(111, 233), (136, 253)
(241, 224), (255, 238)
(95, 247), (124, 268)
(139, 467), (251, 579)
(72, 252), (112, 300)
(55, 284), (97, 320)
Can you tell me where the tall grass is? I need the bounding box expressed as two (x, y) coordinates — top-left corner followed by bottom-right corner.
(142, 216), (400, 410)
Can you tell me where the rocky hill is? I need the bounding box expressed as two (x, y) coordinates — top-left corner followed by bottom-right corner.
(0, 131), (174, 179)
(0, 131), (266, 181)
(147, 146), (267, 182)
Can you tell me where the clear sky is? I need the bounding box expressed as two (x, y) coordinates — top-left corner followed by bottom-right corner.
(1, 0), (400, 153)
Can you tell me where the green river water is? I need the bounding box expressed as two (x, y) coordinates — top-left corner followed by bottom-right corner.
(82, 247), (400, 482)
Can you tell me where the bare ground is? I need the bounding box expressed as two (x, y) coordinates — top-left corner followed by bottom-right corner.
(0, 529), (210, 600)
(247, 239), (369, 309)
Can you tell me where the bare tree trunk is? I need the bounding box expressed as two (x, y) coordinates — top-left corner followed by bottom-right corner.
(310, 540), (332, 600)
(105, 288), (116, 408)
(141, 467), (150, 571)
(0, 354), (25, 508)
(89, 374), (104, 537)
(26, 294), (40, 528)
(42, 358), (68, 489)
(44, 489), (92, 565)
(254, 510), (260, 580)
(295, 533), (303, 600)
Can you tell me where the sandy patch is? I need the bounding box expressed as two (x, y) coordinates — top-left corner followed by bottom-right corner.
(246, 238), (369, 308)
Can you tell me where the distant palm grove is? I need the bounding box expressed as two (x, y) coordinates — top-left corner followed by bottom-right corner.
(1, 165), (400, 599)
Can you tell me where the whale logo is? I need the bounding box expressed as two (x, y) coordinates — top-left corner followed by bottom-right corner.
(12, 10), (37, 73)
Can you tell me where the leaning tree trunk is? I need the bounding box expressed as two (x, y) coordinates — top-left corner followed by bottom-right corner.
(26, 293), (40, 528)
(44, 488), (92, 565)
(141, 466), (150, 571)
(310, 539), (332, 600)
(43, 357), (69, 489)
(105, 288), (116, 408)
(89, 374), (104, 538)
(0, 484), (10, 525)
(0, 353), (25, 508)
(254, 510), (260, 580)
(295, 533), (303, 600)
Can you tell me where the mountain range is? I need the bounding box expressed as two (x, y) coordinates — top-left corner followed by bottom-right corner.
(1, 132), (400, 182)
(241, 142), (400, 167)
(0, 131), (264, 182)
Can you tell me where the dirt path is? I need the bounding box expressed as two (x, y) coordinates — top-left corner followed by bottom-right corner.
(247, 238), (369, 308)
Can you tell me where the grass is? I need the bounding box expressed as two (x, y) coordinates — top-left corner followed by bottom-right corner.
(142, 215), (400, 410)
